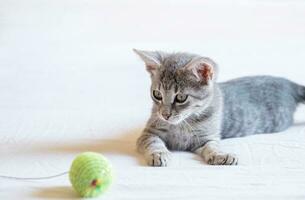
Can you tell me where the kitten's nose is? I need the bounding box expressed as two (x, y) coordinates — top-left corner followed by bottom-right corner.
(161, 111), (171, 120)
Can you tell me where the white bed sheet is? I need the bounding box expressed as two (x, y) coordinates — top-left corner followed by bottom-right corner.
(1, 0), (305, 199)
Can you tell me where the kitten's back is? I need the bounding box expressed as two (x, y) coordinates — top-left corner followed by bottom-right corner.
(219, 76), (305, 138)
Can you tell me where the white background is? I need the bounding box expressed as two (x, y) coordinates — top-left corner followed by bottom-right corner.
(1, 0), (305, 199)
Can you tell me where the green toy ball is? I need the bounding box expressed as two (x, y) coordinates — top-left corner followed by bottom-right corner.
(69, 152), (113, 198)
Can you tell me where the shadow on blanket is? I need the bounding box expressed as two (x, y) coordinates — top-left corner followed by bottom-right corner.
(32, 186), (80, 199)
(29, 127), (146, 166)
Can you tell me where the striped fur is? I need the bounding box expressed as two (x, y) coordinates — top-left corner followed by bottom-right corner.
(134, 49), (305, 167)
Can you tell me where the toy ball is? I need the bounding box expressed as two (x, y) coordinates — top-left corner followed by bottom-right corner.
(69, 152), (113, 198)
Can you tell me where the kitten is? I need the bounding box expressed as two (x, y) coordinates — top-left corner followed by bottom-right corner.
(134, 49), (305, 167)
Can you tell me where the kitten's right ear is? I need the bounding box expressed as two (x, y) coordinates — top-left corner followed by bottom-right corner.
(183, 56), (218, 85)
(133, 49), (162, 76)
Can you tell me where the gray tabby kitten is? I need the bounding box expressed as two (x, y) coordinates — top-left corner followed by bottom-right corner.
(134, 49), (305, 167)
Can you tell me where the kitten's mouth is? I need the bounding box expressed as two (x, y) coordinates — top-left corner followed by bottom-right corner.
(159, 114), (184, 125)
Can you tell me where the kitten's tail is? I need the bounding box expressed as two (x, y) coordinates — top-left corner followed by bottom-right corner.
(295, 84), (305, 104)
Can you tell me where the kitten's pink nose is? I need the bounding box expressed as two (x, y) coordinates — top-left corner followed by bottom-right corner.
(161, 111), (171, 120)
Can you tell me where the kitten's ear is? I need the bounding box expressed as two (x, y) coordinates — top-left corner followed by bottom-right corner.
(183, 57), (218, 84)
(133, 49), (162, 75)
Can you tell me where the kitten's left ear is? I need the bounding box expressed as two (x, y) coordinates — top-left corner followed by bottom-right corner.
(183, 57), (218, 84)
(133, 49), (163, 76)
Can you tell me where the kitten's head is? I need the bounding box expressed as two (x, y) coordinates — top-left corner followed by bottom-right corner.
(134, 49), (218, 124)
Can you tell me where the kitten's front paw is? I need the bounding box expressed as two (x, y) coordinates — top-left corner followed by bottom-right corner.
(207, 153), (238, 165)
(145, 151), (171, 167)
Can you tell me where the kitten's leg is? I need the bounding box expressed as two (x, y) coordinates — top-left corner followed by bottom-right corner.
(137, 132), (171, 167)
(195, 141), (238, 165)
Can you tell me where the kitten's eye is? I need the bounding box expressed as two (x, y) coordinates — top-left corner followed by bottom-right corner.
(175, 93), (188, 103)
(152, 90), (162, 101)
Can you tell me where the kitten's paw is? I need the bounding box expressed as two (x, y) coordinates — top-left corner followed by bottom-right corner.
(145, 151), (171, 167)
(207, 153), (238, 165)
